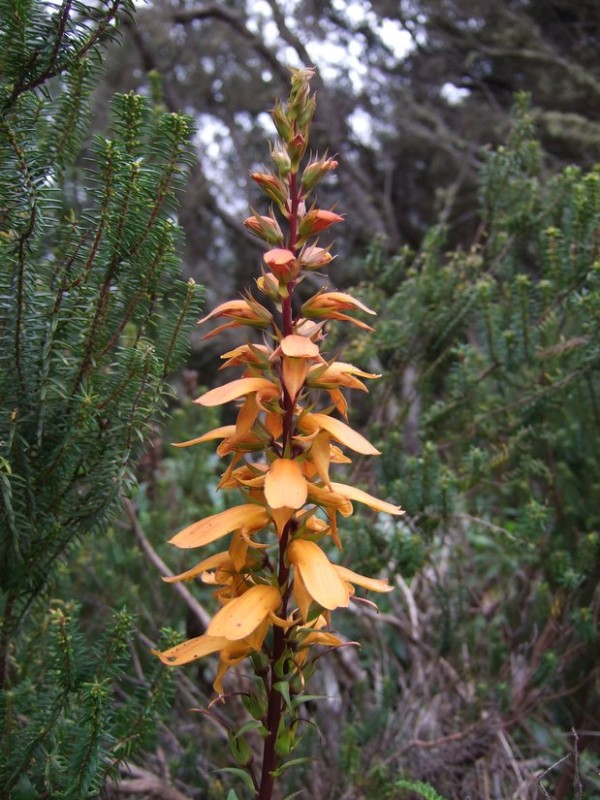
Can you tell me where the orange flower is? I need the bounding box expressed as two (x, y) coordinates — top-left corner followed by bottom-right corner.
(288, 539), (350, 620)
(299, 208), (344, 237)
(198, 298), (272, 341)
(263, 248), (298, 281)
(195, 377), (279, 409)
(301, 291), (376, 330)
(297, 411), (380, 455)
(155, 584), (283, 692)
(169, 504), (270, 549)
(275, 334), (321, 400)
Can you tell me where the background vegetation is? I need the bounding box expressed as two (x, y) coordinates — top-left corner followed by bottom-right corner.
(1, 1), (598, 799)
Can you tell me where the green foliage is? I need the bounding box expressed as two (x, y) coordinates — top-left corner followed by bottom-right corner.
(0, 605), (175, 798)
(358, 97), (600, 796)
(0, 0), (201, 795)
(396, 780), (448, 800)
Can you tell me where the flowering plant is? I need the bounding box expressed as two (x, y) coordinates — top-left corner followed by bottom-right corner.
(156, 68), (402, 800)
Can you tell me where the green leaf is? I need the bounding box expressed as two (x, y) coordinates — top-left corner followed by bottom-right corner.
(291, 693), (325, 709)
(273, 680), (292, 712)
(218, 767), (256, 794)
(270, 756), (312, 778)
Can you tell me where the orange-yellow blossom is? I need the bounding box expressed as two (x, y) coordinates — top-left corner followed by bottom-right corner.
(288, 539), (393, 622)
(307, 361), (380, 392)
(156, 585), (283, 692)
(330, 481), (404, 516)
(297, 411), (380, 455)
(301, 291), (376, 331)
(301, 157), (338, 191)
(299, 208), (344, 237)
(196, 377), (279, 409)
(169, 504), (270, 549)
(198, 298), (272, 340)
(275, 334), (321, 400)
(288, 539), (350, 620)
(162, 550), (231, 584)
(250, 172), (288, 208)
(207, 584), (282, 640)
(220, 343), (271, 370)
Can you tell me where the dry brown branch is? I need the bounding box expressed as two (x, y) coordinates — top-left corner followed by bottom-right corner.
(124, 499), (211, 630)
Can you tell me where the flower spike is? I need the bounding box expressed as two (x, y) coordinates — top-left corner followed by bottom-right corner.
(156, 68), (402, 799)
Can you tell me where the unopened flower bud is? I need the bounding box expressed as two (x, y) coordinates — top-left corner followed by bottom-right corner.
(297, 94), (317, 129)
(270, 143), (292, 177)
(301, 156), (338, 192)
(298, 208), (344, 238)
(299, 245), (333, 270)
(288, 132), (307, 170)
(272, 101), (292, 142)
(256, 271), (280, 299)
(263, 248), (298, 281)
(243, 211), (284, 244)
(251, 172), (289, 209)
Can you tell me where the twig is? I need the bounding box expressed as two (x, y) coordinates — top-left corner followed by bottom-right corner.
(537, 752), (572, 799)
(106, 762), (194, 800)
(124, 498), (211, 630)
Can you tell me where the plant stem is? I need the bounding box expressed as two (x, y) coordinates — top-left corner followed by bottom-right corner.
(257, 169), (302, 800)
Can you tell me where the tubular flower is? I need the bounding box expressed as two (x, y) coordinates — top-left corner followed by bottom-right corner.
(198, 297), (273, 340)
(156, 72), (403, 797)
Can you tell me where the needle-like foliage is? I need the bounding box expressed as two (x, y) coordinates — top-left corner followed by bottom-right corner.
(0, 0), (200, 794)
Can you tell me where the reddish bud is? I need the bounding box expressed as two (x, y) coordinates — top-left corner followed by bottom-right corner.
(263, 248), (298, 281)
(298, 209), (344, 238)
(251, 172), (289, 209)
(243, 212), (283, 244)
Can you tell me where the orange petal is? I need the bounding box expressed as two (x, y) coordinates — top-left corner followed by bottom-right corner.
(302, 412), (380, 456)
(235, 393), (261, 436)
(280, 334), (320, 358)
(308, 430), (332, 488)
(329, 482), (404, 515)
(310, 291), (376, 315)
(297, 630), (345, 649)
(198, 299), (252, 324)
(271, 505), (294, 537)
(229, 530), (250, 572)
(292, 565), (314, 622)
(155, 634), (229, 666)
(172, 425), (236, 448)
(162, 551), (231, 583)
(265, 458), (308, 510)
(169, 504), (270, 549)
(196, 378), (277, 407)
(334, 564), (394, 593)
(306, 483), (353, 516)
(265, 411), (283, 439)
(288, 539), (349, 611)
(207, 584), (282, 640)
(282, 357), (308, 401)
